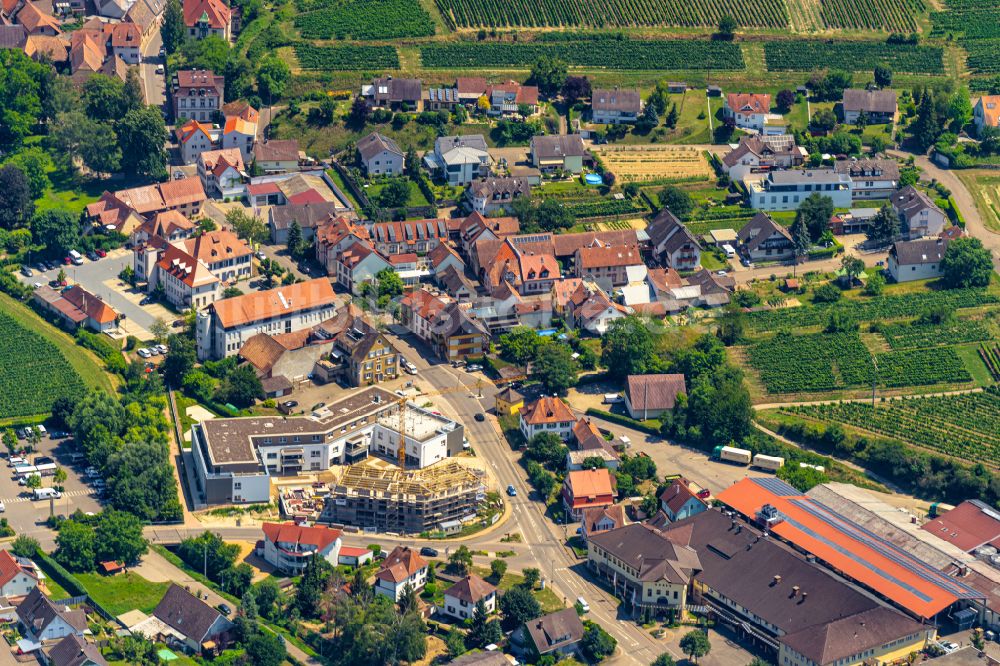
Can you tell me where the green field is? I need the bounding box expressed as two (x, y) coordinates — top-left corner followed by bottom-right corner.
(771, 388), (1000, 466)
(0, 292), (113, 423)
(366, 178), (432, 208)
(76, 571), (171, 616)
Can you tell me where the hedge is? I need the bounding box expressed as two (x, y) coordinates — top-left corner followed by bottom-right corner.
(33, 549), (88, 597)
(584, 408), (661, 435)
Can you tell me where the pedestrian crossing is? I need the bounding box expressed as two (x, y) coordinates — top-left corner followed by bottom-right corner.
(0, 489), (95, 505)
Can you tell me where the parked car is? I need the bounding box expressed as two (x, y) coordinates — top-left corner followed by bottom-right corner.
(419, 547), (438, 558)
(172, 319), (186, 328)
(137, 348), (152, 358)
(35, 262), (47, 272)
(217, 603), (232, 616)
(576, 597), (590, 613)
(155, 65), (164, 74)
(466, 364), (482, 372)
(63, 256), (72, 265)
(155, 344), (168, 354)
(95, 248), (107, 258)
(86, 251), (98, 261)
(20, 267), (32, 277)
(474, 413), (485, 422)
(35, 425), (46, 437)
(139, 296), (152, 305)
(32, 282), (42, 289)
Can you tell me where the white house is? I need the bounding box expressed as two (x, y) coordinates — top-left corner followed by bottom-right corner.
(888, 237), (949, 283)
(745, 169), (853, 211)
(109, 22), (142, 64)
(260, 523), (342, 576)
(357, 132), (404, 177)
(176, 120), (218, 165)
(442, 574), (497, 621)
(16, 588), (87, 642)
(196, 277), (338, 360)
(834, 158), (899, 200)
(658, 478), (708, 523)
(973, 95), (1000, 135)
(332, 241), (392, 296)
(891, 185), (947, 240)
(519, 396), (576, 442)
(466, 177), (531, 215)
(0, 551), (38, 599)
(724, 93), (771, 132)
(721, 135), (806, 181)
(591, 87), (642, 125)
(375, 547), (428, 601)
(429, 135), (490, 186)
(197, 148), (245, 199)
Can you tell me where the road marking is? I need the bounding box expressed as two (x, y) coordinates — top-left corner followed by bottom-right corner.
(0, 489), (94, 504)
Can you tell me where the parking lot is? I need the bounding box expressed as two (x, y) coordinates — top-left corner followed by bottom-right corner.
(2, 432), (102, 549)
(17, 249), (175, 340)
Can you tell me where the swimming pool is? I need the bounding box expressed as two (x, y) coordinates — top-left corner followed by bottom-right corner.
(584, 173), (603, 185)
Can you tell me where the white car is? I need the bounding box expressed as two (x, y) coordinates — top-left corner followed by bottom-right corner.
(137, 348), (152, 358)
(35, 425), (46, 436)
(156, 344), (168, 354)
(0, 501), (6, 513)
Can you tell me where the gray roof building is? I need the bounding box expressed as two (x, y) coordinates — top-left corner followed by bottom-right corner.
(530, 134), (588, 160)
(523, 608), (585, 655)
(357, 132), (403, 163)
(592, 88), (641, 114)
(842, 88), (897, 115)
(889, 237), (949, 266)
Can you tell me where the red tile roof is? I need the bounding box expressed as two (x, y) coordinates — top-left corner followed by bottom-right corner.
(376, 546), (427, 584)
(521, 396), (574, 426)
(211, 278), (336, 329)
(62, 285), (118, 324)
(564, 469), (614, 509)
(920, 500), (1000, 553)
(262, 522), (341, 551)
(183, 0), (231, 29)
(726, 92), (770, 114)
(0, 550), (34, 589)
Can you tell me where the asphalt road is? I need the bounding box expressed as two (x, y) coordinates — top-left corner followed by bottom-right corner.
(140, 31), (166, 109)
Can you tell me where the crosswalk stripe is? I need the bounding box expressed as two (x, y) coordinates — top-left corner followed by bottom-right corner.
(0, 490), (95, 504)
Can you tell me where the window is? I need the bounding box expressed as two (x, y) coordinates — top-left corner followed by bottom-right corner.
(234, 482), (242, 490)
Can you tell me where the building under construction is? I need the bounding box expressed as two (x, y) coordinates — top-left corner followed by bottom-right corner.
(321, 460), (487, 534)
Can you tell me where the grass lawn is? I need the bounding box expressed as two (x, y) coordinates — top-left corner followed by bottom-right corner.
(75, 571), (170, 616)
(365, 178), (431, 208)
(42, 577), (71, 601)
(957, 170), (1000, 233)
(34, 167), (105, 218)
(955, 343), (995, 386)
(473, 566), (564, 614)
(325, 167), (363, 209)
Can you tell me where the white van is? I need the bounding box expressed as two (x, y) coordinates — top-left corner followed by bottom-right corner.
(32, 487), (61, 500)
(576, 596), (590, 613)
(68, 250), (84, 265)
(722, 243), (736, 259)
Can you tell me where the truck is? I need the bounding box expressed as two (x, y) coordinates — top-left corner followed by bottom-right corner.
(753, 454), (785, 472)
(713, 445), (752, 465)
(12, 464), (37, 478)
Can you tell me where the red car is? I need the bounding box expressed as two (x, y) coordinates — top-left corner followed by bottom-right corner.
(95, 248), (107, 258)
(63, 256), (72, 265)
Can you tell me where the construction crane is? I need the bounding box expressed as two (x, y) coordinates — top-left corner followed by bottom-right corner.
(395, 379), (485, 469)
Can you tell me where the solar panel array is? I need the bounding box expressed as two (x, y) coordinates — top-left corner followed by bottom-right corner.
(751, 477), (801, 497)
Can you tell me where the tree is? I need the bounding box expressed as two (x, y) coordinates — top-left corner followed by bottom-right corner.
(445, 628), (466, 658)
(255, 577), (281, 619)
(810, 108), (837, 133)
(296, 553), (334, 618)
(795, 193), (834, 242)
(841, 256), (865, 286)
(816, 70), (853, 101)
(94, 509), (148, 564)
(119, 107), (168, 180)
(717, 15), (737, 39)
(245, 628), (287, 666)
(162, 335), (195, 387)
(776, 89), (795, 111)
(865, 205), (900, 248)
(161, 0), (185, 54)
(657, 186), (693, 217)
(2, 430), (15, 453)
(349, 96), (370, 127)
(11, 535), (39, 558)
(397, 582), (418, 614)
(637, 102), (659, 132)
(490, 558), (508, 582)
(911, 88), (941, 151)
(221, 286), (243, 299)
(686, 365), (752, 445)
(665, 103), (678, 128)
(716, 303), (746, 346)
(940, 237), (993, 288)
(467, 599), (503, 648)
(0, 165), (34, 229)
(378, 178), (410, 208)
(561, 76), (591, 105)
(83, 75), (129, 123)
(499, 327), (543, 365)
(25, 473), (41, 489)
(528, 432), (568, 468)
(149, 317), (169, 343)
(529, 56), (568, 97)
(180, 35), (231, 73)
(31, 210), (79, 257)
(257, 55), (291, 102)
(55, 520), (96, 572)
(601, 316), (659, 378)
(874, 64), (893, 88)
(864, 270), (886, 295)
(5, 147), (52, 198)
(215, 364), (264, 407)
(259, 258), (285, 288)
(536, 198), (574, 232)
(0, 51), (46, 149)
(533, 344), (578, 395)
(499, 585), (541, 629)
(652, 654), (676, 666)
(287, 220), (304, 259)
(53, 467), (67, 487)
(226, 208), (267, 244)
(522, 567), (540, 589)
(125, 67), (144, 112)
(49, 112), (121, 175)
(373, 267), (403, 300)
(855, 110), (868, 130)
(679, 630), (711, 663)
(448, 545), (473, 576)
(581, 623), (617, 662)
(948, 88), (973, 133)
(790, 213), (811, 265)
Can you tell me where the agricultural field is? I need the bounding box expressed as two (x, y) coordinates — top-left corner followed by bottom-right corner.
(294, 0), (435, 40)
(592, 145), (714, 184)
(0, 304), (97, 421)
(294, 44), (400, 70)
(745, 288), (998, 331)
(819, 0), (924, 32)
(957, 170), (1000, 232)
(564, 198), (649, 218)
(434, 0), (789, 29)
(745, 331), (973, 394)
(881, 319), (994, 349)
(763, 40), (944, 73)
(418, 40), (745, 70)
(931, 0), (1000, 73)
(775, 389), (1000, 466)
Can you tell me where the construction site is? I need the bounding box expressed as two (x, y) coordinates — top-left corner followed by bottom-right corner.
(320, 458), (489, 534)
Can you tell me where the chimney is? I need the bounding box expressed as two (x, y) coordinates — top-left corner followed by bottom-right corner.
(791, 585), (800, 597)
(772, 575), (781, 586)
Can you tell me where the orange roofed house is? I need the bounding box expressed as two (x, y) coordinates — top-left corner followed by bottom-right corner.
(184, 0), (231, 40)
(260, 522), (342, 575)
(723, 93), (772, 132)
(375, 546), (428, 601)
(33, 284), (119, 333)
(196, 277), (338, 360)
(563, 468), (614, 519)
(519, 396), (576, 442)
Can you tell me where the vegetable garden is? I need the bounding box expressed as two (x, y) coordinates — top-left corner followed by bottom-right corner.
(819, 0), (924, 32)
(294, 44), (401, 70)
(0, 310), (88, 420)
(746, 288), (997, 331)
(593, 145), (714, 183)
(763, 40), (944, 73)
(419, 40), (745, 70)
(778, 389), (1000, 466)
(294, 0), (434, 40)
(434, 0), (789, 29)
(746, 331), (972, 393)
